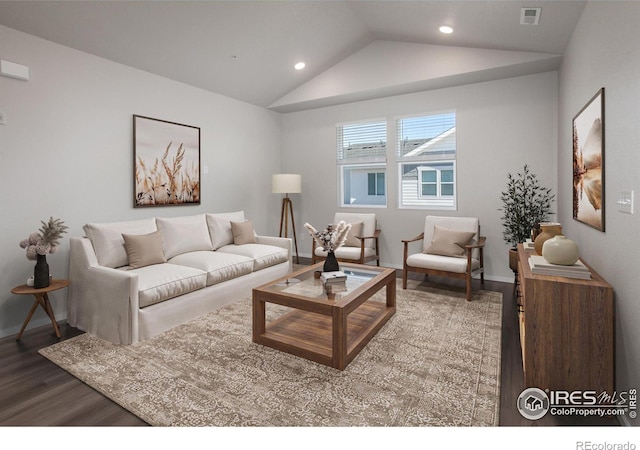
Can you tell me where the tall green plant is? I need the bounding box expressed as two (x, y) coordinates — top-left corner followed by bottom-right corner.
(499, 164), (555, 248)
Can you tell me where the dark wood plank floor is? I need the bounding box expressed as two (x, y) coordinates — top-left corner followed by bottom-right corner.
(0, 262), (618, 427)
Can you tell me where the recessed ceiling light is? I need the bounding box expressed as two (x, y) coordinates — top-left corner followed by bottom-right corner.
(439, 25), (453, 34)
(294, 62), (306, 70)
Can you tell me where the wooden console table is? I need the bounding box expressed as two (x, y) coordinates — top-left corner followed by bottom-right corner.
(516, 244), (614, 393)
(11, 279), (70, 340)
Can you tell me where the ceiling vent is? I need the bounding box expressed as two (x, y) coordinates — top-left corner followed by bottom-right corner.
(520, 7), (541, 25)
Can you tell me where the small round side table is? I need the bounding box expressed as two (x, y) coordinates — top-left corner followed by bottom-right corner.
(10, 279), (70, 341)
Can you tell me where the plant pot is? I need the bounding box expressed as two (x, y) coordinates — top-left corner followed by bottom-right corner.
(508, 248), (519, 273)
(533, 222), (562, 256)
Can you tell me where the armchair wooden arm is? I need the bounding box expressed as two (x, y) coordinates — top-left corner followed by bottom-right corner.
(465, 236), (486, 249)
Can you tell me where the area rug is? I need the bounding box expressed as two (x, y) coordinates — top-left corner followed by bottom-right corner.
(39, 280), (502, 426)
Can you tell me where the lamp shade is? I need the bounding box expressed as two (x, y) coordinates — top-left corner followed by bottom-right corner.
(272, 174), (301, 194)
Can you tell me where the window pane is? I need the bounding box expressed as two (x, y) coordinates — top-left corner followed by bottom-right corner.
(421, 170), (436, 182)
(399, 161), (456, 209)
(441, 184), (454, 196)
(341, 166), (386, 207)
(422, 184), (437, 196)
(338, 121), (386, 162)
(368, 173), (376, 195)
(441, 169), (454, 183)
(377, 173), (385, 195)
(397, 112), (456, 159)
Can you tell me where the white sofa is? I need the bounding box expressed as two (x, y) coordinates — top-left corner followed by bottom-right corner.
(67, 211), (292, 344)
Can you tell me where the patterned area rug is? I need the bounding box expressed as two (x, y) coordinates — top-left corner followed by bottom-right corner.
(39, 280), (502, 426)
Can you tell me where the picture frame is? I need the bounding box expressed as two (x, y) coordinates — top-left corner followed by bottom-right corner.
(572, 88), (605, 231)
(133, 115), (201, 208)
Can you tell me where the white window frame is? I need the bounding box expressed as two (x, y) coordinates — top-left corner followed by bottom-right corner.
(418, 165), (455, 198)
(337, 119), (387, 208)
(396, 111), (457, 210)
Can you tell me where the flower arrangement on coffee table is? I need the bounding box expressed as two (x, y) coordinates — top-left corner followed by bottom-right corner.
(304, 221), (352, 272)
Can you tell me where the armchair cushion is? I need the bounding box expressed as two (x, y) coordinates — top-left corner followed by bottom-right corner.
(315, 246), (377, 261)
(334, 213), (376, 248)
(425, 225), (476, 258)
(423, 216), (480, 259)
(407, 253), (481, 274)
(345, 222), (363, 248)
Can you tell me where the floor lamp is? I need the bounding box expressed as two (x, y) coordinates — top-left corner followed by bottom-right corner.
(272, 174), (301, 264)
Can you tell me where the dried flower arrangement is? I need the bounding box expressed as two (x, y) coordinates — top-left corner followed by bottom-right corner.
(19, 217), (68, 260)
(304, 221), (352, 253)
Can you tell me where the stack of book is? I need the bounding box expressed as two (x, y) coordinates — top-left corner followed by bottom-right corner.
(528, 255), (591, 280)
(321, 271), (347, 293)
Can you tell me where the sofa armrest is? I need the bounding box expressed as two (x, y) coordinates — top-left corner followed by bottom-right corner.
(256, 235), (293, 270)
(68, 237), (140, 344)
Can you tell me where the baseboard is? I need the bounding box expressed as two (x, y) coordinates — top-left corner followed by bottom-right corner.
(0, 314), (66, 340)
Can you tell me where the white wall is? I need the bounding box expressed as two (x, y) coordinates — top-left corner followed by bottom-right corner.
(281, 71), (559, 282)
(0, 25), (283, 338)
(558, 1), (640, 424)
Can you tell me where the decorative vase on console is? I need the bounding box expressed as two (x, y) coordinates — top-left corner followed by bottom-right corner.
(542, 235), (580, 266)
(533, 222), (563, 256)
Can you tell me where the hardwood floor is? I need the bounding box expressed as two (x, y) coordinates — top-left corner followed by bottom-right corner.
(0, 262), (618, 427)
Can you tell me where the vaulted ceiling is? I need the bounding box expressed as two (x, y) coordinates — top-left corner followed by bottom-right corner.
(0, 1), (586, 112)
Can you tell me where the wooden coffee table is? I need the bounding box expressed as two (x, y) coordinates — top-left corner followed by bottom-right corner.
(252, 262), (396, 370)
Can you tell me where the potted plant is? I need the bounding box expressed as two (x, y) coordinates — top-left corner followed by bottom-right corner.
(499, 164), (555, 272)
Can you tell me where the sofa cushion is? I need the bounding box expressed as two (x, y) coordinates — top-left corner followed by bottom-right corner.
(83, 218), (158, 268)
(124, 263), (207, 308)
(168, 251), (254, 286)
(156, 214), (213, 259)
(231, 220), (257, 245)
(425, 225), (475, 258)
(122, 230), (167, 269)
(206, 211), (245, 250)
(217, 244), (289, 271)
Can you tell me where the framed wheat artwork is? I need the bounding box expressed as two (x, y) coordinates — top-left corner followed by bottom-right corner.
(572, 88), (605, 231)
(133, 115), (201, 207)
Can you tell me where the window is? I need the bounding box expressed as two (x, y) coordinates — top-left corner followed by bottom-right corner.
(396, 112), (456, 209)
(368, 172), (385, 196)
(337, 120), (387, 207)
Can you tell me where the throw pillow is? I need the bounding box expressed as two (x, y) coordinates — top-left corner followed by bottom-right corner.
(231, 220), (257, 245)
(345, 222), (363, 247)
(122, 230), (167, 269)
(206, 211), (246, 250)
(424, 225), (475, 258)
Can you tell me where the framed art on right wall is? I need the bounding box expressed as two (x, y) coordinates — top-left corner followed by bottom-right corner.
(573, 88), (605, 232)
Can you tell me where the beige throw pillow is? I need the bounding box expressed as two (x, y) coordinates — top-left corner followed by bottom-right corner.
(425, 225), (475, 258)
(122, 230), (167, 269)
(231, 220), (257, 245)
(345, 222), (363, 247)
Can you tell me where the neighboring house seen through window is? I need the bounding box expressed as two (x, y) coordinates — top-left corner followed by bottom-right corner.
(397, 112), (457, 210)
(337, 120), (387, 207)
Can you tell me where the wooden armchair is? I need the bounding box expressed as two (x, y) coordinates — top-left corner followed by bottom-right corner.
(311, 212), (381, 266)
(402, 216), (485, 301)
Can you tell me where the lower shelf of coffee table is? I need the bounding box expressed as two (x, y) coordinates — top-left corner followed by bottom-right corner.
(258, 300), (394, 369)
